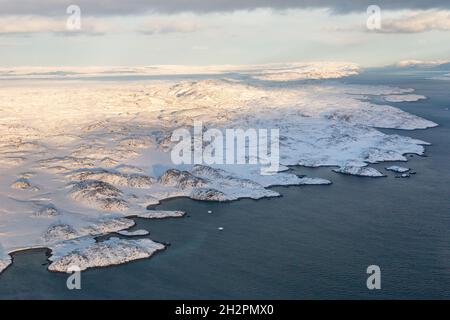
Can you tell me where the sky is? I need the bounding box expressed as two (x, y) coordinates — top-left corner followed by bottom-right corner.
(1, 0), (450, 67)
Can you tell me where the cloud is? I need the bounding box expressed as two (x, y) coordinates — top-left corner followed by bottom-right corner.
(0, 40), (25, 47)
(0, 14), (204, 36)
(0, 15), (114, 35)
(379, 10), (450, 33)
(192, 45), (209, 51)
(1, 0), (450, 16)
(138, 19), (202, 35)
(396, 59), (450, 67)
(333, 10), (450, 34)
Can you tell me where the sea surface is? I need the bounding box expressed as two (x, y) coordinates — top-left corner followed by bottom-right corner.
(0, 69), (449, 299)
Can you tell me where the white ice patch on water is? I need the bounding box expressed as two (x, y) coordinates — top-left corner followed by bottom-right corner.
(137, 211), (186, 219)
(386, 166), (410, 173)
(118, 229), (149, 236)
(383, 94), (426, 103)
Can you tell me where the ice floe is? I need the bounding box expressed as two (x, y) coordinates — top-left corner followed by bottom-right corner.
(386, 166), (410, 173)
(117, 229), (150, 236)
(383, 94), (426, 103)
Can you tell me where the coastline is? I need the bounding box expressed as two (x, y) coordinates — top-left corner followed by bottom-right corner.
(1, 69), (449, 299)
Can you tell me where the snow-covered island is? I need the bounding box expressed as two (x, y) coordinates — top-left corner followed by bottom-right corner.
(117, 229), (150, 236)
(0, 62), (437, 273)
(386, 166), (411, 173)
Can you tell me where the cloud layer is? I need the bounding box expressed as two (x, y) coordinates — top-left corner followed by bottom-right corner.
(0, 16), (114, 35)
(1, 0), (450, 16)
(380, 10), (450, 33)
(138, 19), (203, 35)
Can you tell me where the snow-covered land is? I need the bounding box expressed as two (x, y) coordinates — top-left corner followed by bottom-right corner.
(0, 62), (437, 273)
(48, 237), (165, 272)
(0, 62), (360, 81)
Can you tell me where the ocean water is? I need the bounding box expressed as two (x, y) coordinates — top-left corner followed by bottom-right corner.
(0, 70), (449, 299)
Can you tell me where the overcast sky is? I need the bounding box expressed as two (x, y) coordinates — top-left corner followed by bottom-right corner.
(1, 0), (449, 66)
